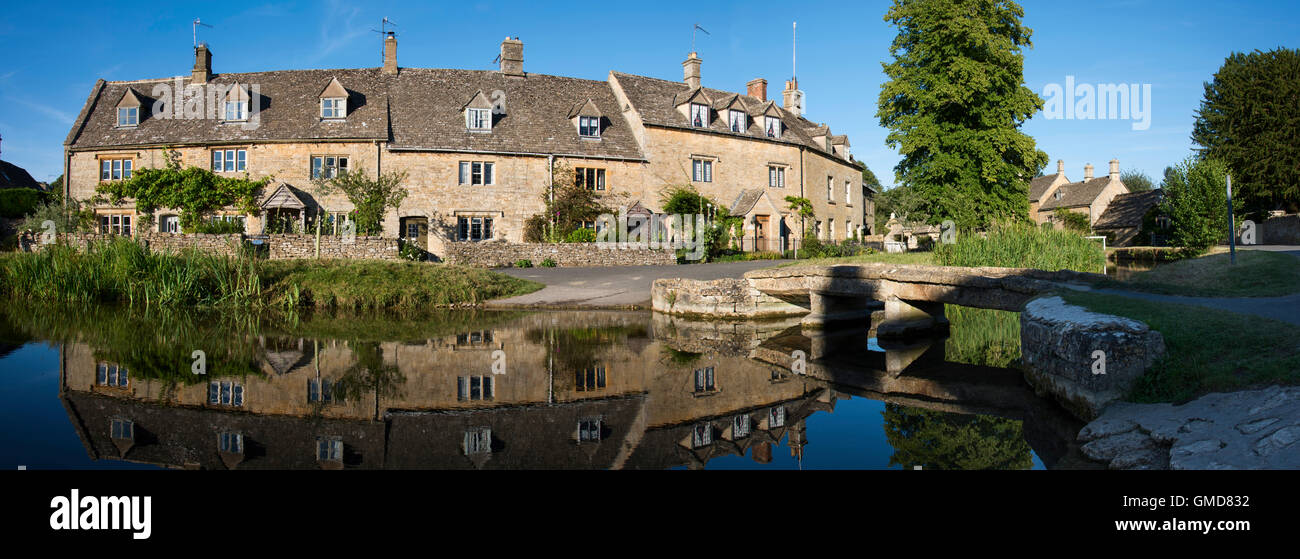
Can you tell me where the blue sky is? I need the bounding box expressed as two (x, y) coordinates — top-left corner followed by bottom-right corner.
(0, 0), (1296, 187)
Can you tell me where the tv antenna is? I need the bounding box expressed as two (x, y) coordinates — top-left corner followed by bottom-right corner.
(370, 17), (397, 63)
(792, 21), (797, 81)
(691, 23), (709, 53)
(193, 18), (213, 48)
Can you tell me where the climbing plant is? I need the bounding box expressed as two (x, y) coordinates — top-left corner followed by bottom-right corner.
(97, 150), (269, 232)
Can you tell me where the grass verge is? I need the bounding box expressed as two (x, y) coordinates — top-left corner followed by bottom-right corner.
(1100, 250), (1300, 297)
(1059, 290), (1300, 403)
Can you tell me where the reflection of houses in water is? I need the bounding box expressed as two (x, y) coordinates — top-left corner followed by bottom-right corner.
(58, 312), (827, 469)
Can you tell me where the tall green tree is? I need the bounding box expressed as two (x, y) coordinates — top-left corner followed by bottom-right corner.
(1192, 47), (1300, 217)
(1160, 156), (1238, 255)
(1120, 170), (1154, 192)
(877, 0), (1048, 229)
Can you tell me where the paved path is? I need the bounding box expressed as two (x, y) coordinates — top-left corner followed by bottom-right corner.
(489, 260), (791, 308)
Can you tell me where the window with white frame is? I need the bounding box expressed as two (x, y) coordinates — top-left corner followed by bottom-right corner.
(575, 167), (605, 191)
(577, 418), (602, 442)
(845, 180), (852, 205)
(691, 159), (713, 183)
(117, 107), (138, 127)
(308, 378), (337, 404)
(693, 366), (716, 394)
(464, 427), (492, 455)
(96, 362), (128, 387)
(456, 216), (493, 242)
(768, 166), (785, 188)
(219, 432), (243, 454)
(224, 100), (248, 121)
(692, 423), (713, 448)
(458, 161), (494, 185)
(765, 116), (781, 138)
(457, 375), (494, 401)
(578, 116), (601, 138)
(212, 149), (247, 173)
(100, 158), (133, 181)
(111, 419), (133, 441)
(208, 380), (244, 407)
(829, 218), (835, 240)
(317, 437), (343, 461)
(466, 107), (491, 131)
(690, 103), (709, 127)
(98, 214), (132, 235)
(769, 406), (786, 428)
(321, 97), (346, 119)
(311, 155), (349, 179)
(733, 414), (751, 439)
(728, 110), (746, 133)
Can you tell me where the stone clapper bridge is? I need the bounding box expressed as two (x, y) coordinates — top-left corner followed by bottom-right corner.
(652, 263), (1167, 422)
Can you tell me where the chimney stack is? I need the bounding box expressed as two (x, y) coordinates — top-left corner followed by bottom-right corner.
(500, 37), (524, 76)
(383, 32), (398, 75)
(782, 78), (802, 117)
(747, 78), (767, 101)
(1109, 159), (1120, 181)
(192, 45), (212, 84)
(1057, 159), (1065, 175)
(682, 52), (702, 89)
(1084, 163), (1095, 180)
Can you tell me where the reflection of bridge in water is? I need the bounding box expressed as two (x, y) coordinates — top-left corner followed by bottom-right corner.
(55, 310), (1090, 470)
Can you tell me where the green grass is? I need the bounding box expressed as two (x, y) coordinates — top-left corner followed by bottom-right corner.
(1059, 290), (1300, 403)
(1101, 250), (1300, 297)
(933, 222), (1105, 273)
(0, 237), (542, 309)
(944, 305), (1021, 368)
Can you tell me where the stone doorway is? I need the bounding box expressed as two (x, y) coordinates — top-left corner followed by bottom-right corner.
(401, 217), (429, 250)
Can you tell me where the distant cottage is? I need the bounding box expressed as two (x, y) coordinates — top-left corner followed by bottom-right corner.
(62, 34), (873, 257)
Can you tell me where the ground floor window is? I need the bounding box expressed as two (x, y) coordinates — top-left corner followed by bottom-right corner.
(99, 213), (132, 235)
(209, 380), (245, 407)
(457, 216), (493, 242)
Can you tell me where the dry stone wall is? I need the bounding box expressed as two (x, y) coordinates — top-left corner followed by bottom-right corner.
(19, 231), (398, 260)
(442, 241), (677, 267)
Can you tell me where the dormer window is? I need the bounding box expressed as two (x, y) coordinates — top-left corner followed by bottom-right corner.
(225, 101), (247, 121)
(466, 107), (491, 131)
(728, 110), (746, 133)
(690, 103), (709, 127)
(321, 98), (345, 119)
(117, 107), (138, 127)
(765, 116), (781, 138)
(579, 115), (600, 138)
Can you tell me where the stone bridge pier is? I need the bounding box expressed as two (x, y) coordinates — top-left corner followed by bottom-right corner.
(877, 296), (949, 339)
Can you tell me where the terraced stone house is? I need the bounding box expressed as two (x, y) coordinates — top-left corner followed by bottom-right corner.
(63, 34), (870, 258)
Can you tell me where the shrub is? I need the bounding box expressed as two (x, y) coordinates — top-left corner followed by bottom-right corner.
(397, 240), (425, 261)
(1052, 208), (1091, 234)
(514, 259), (533, 268)
(540, 258), (557, 267)
(1161, 156), (1235, 256)
(564, 227), (596, 243)
(932, 221), (1105, 272)
(0, 188), (46, 219)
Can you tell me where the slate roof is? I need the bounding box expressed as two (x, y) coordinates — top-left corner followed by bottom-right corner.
(0, 160), (41, 189)
(67, 68), (646, 160)
(1028, 173), (1064, 202)
(1093, 189), (1163, 229)
(610, 72), (852, 163)
(1037, 177), (1115, 210)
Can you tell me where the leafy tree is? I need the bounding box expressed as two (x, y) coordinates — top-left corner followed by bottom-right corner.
(861, 165), (882, 192)
(877, 0), (1048, 229)
(17, 190), (97, 233)
(873, 184), (930, 232)
(1052, 208), (1091, 233)
(1160, 156), (1238, 255)
(98, 151), (269, 232)
(524, 165), (610, 242)
(1192, 47), (1300, 217)
(1120, 170), (1154, 192)
(312, 166), (409, 235)
(882, 403), (1034, 470)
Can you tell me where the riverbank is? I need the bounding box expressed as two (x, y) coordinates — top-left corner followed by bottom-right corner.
(0, 239), (542, 309)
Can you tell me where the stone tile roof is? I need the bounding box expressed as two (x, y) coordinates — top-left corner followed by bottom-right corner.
(730, 188), (764, 216)
(1093, 189), (1163, 229)
(68, 68), (646, 160)
(1038, 177), (1114, 210)
(0, 160), (40, 189)
(611, 72), (851, 163)
(1029, 173), (1064, 202)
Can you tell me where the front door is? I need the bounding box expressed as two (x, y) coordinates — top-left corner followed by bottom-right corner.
(401, 217), (429, 250)
(754, 215), (770, 252)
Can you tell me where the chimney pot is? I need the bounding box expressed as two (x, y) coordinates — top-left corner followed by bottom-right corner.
(192, 45), (212, 84)
(1084, 163), (1095, 181)
(382, 32), (398, 75)
(500, 37), (524, 76)
(747, 78), (767, 101)
(682, 52), (702, 89)
(1109, 159), (1120, 180)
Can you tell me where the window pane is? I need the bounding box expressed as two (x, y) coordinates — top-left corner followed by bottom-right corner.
(459, 162), (469, 184)
(238, 150), (247, 171)
(483, 163), (493, 184)
(112, 160), (122, 180)
(123, 160), (132, 179)
(102, 160), (110, 180)
(596, 169), (605, 190)
(483, 218), (492, 240)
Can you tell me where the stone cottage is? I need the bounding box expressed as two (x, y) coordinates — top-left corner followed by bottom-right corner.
(1033, 159), (1130, 229)
(61, 33), (870, 259)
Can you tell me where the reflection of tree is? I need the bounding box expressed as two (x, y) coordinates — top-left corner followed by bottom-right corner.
(334, 342), (405, 407)
(943, 305), (1020, 368)
(525, 325), (646, 386)
(882, 403), (1033, 470)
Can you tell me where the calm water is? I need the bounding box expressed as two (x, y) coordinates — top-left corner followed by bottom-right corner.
(0, 304), (1089, 470)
